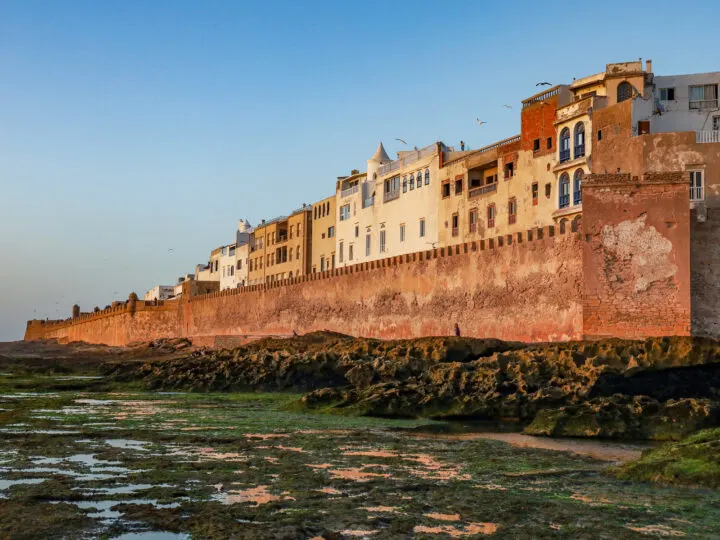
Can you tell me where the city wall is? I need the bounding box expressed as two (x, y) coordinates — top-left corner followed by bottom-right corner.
(26, 225), (584, 346)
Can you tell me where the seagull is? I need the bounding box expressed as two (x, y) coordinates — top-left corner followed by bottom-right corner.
(503, 104), (512, 109)
(536, 82), (552, 87)
(168, 248), (174, 252)
(476, 119), (486, 126)
(395, 138), (407, 145)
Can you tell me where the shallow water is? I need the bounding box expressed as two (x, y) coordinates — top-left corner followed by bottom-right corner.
(0, 371), (718, 538)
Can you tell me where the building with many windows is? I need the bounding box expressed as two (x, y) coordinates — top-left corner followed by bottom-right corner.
(248, 206), (312, 285)
(335, 142), (444, 267)
(311, 194), (337, 273)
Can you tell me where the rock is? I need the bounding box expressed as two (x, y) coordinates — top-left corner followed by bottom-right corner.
(613, 428), (720, 488)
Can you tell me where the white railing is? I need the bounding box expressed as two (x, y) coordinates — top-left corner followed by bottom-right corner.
(340, 184), (359, 198)
(697, 131), (720, 144)
(378, 143), (437, 176)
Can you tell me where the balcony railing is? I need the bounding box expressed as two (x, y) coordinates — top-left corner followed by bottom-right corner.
(697, 131), (720, 144)
(560, 149), (571, 163)
(574, 144), (585, 159)
(276, 234), (288, 243)
(559, 194), (570, 208)
(383, 189), (400, 203)
(469, 222), (477, 233)
(487, 218), (495, 228)
(340, 184), (359, 198)
(689, 99), (719, 110)
(574, 192), (582, 205)
(451, 227), (459, 237)
(509, 214), (517, 225)
(468, 183), (497, 199)
(378, 143), (437, 176)
(362, 196), (375, 208)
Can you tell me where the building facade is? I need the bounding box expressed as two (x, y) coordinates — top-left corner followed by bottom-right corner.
(311, 194), (337, 273)
(144, 285), (175, 302)
(248, 206), (312, 285)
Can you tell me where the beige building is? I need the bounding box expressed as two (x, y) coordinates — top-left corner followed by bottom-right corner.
(336, 142), (444, 267)
(248, 206), (312, 285)
(311, 194), (337, 272)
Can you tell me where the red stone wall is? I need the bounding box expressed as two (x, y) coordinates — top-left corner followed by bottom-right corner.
(582, 173), (691, 338)
(521, 96), (558, 157)
(691, 211), (720, 337)
(25, 227), (584, 345)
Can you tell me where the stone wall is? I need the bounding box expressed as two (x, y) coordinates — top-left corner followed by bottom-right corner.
(691, 210), (720, 337)
(25, 225), (584, 346)
(582, 172), (691, 338)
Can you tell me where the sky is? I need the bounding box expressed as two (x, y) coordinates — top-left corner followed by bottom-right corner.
(1, 0), (718, 340)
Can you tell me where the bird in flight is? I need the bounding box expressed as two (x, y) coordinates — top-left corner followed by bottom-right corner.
(503, 104), (512, 109)
(168, 248), (174, 252)
(476, 119), (486, 126)
(536, 81), (552, 86)
(395, 138), (407, 145)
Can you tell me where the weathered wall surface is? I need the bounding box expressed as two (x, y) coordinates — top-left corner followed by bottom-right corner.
(582, 173), (691, 338)
(691, 211), (720, 337)
(25, 226), (584, 345)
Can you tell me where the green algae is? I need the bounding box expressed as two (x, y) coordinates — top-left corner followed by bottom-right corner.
(1, 366), (719, 538)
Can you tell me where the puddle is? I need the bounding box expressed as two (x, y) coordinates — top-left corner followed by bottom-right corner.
(414, 522), (498, 536)
(106, 439), (150, 451)
(213, 485), (292, 506)
(0, 478), (46, 490)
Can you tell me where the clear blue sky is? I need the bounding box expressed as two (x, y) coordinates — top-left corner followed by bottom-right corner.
(1, 0), (718, 340)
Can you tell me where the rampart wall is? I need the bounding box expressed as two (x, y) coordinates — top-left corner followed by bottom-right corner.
(25, 224), (584, 346)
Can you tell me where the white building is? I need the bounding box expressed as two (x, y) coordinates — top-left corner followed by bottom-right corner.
(144, 285), (175, 301)
(335, 142), (444, 267)
(173, 274), (195, 297)
(219, 244), (238, 290)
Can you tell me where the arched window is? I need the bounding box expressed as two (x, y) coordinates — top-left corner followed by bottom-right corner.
(559, 173), (570, 209)
(416, 171), (422, 189)
(409, 173), (415, 190)
(559, 128), (570, 163)
(574, 122), (585, 159)
(573, 169), (584, 205)
(617, 81), (632, 103)
(425, 169), (430, 185)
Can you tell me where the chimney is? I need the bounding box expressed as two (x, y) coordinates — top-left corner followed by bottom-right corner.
(646, 59), (652, 73)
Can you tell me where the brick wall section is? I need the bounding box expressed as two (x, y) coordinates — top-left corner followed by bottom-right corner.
(521, 95), (558, 157)
(25, 227), (584, 345)
(582, 172), (691, 338)
(691, 210), (720, 337)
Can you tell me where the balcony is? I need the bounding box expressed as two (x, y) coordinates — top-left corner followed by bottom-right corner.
(340, 184), (359, 198)
(560, 149), (571, 163)
(468, 183), (497, 199)
(509, 214), (517, 225)
(451, 227), (459, 237)
(574, 144), (585, 159)
(488, 218), (495, 228)
(276, 234), (288, 243)
(378, 143), (436, 176)
(362, 195), (375, 208)
(469, 222), (477, 233)
(697, 131), (720, 144)
(383, 189), (400, 203)
(689, 99), (719, 110)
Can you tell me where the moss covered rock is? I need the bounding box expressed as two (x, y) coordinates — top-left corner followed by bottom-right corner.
(614, 428), (720, 488)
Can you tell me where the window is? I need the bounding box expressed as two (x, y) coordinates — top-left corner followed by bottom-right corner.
(425, 169), (430, 185)
(617, 81), (633, 103)
(714, 116), (720, 131)
(574, 122), (585, 159)
(508, 198), (517, 225)
(451, 213), (459, 237)
(470, 175), (482, 189)
(365, 233), (371, 256)
(547, 137), (553, 149)
(419, 218), (426, 238)
(559, 128), (570, 162)
(532, 182), (539, 206)
(659, 87), (675, 101)
(320, 257), (325, 272)
(328, 226), (335, 238)
(487, 204), (496, 228)
(597, 129), (603, 141)
(402, 176), (408, 192)
(380, 230), (386, 253)
(400, 224), (406, 243)
(340, 204), (350, 221)
(559, 173), (571, 209)
(504, 162), (514, 178)
(416, 171), (422, 189)
(230, 265), (234, 276)
(355, 225), (359, 238)
(573, 169), (584, 205)
(296, 246), (300, 259)
(442, 181), (451, 198)
(455, 178), (463, 194)
(486, 173), (498, 185)
(297, 223), (302, 236)
(349, 244), (354, 261)
(689, 84), (718, 110)
(469, 209), (478, 233)
(237, 260), (242, 270)
(690, 170), (704, 201)
(533, 138), (540, 152)
(409, 173), (415, 190)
